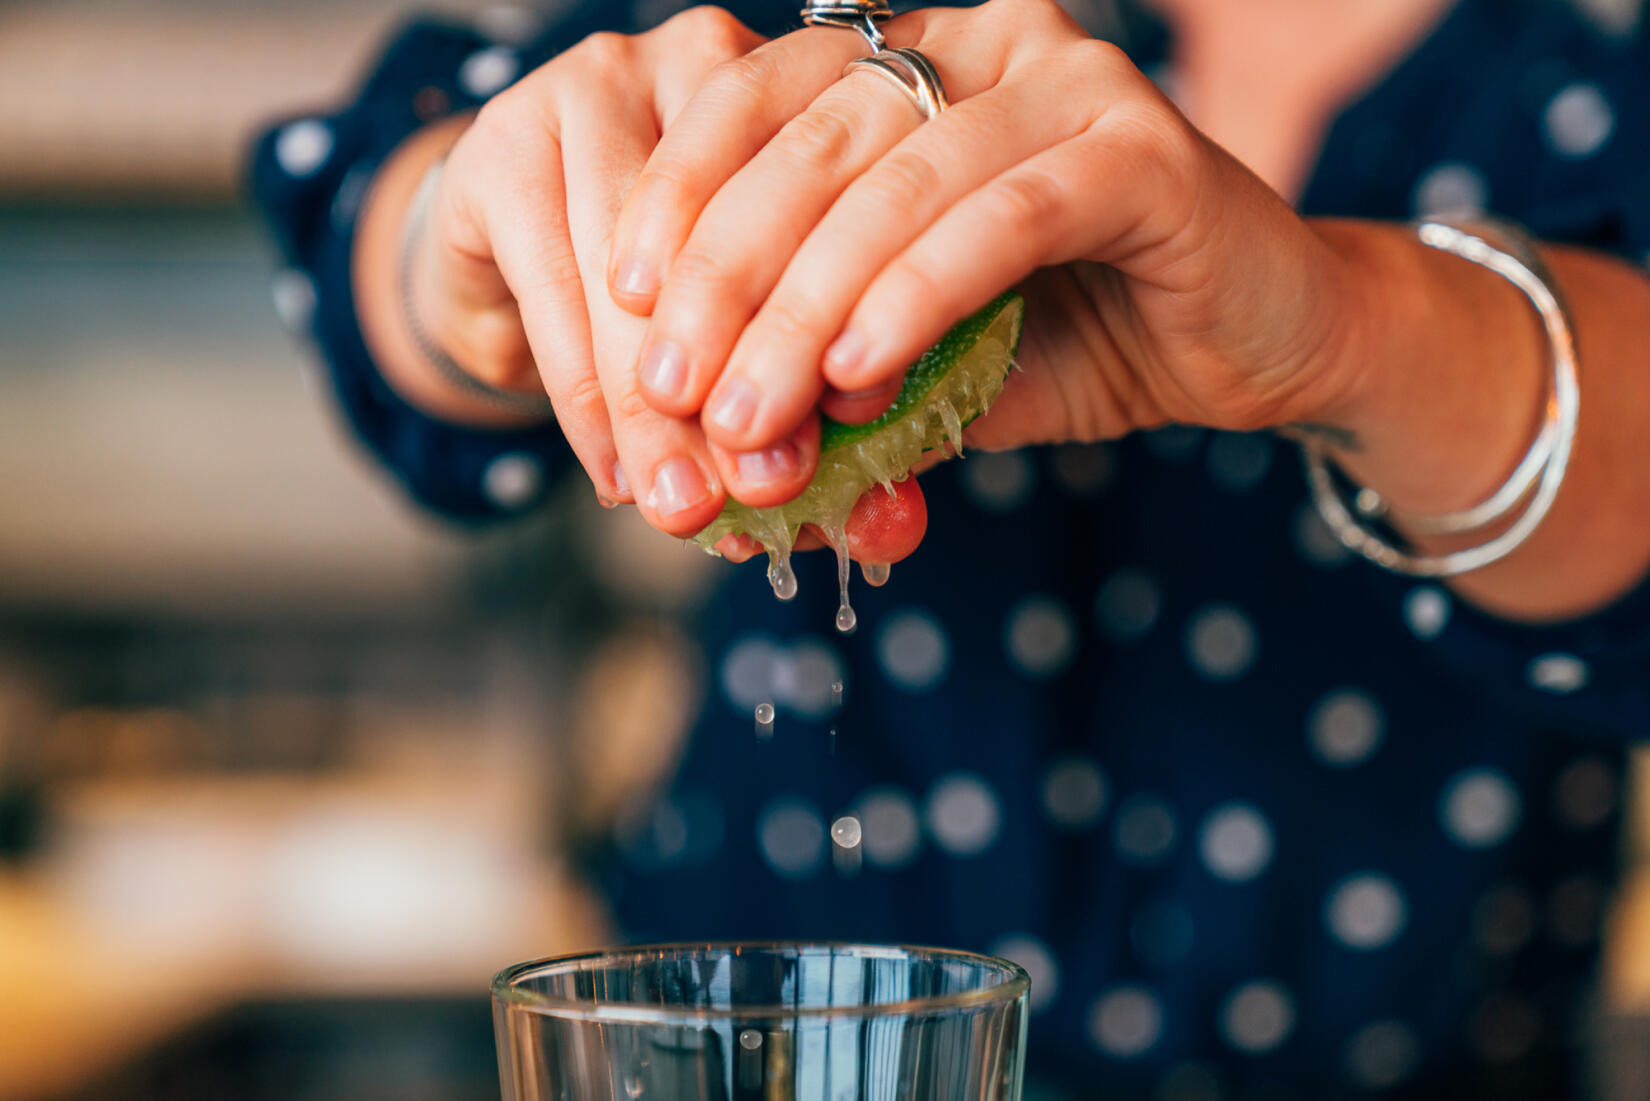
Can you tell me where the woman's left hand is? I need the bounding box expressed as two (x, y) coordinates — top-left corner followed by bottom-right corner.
(607, 0), (1359, 511)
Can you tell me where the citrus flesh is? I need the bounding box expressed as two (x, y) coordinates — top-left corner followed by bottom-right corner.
(691, 291), (1025, 589)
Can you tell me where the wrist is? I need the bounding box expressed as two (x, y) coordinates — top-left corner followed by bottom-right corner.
(1288, 218), (1549, 518)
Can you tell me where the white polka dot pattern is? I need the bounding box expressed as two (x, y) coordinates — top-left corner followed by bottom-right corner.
(1198, 803), (1274, 882)
(1403, 586), (1451, 639)
(988, 933), (1060, 1012)
(1293, 502), (1351, 567)
(1114, 796), (1178, 865)
(924, 773), (1002, 856)
(1005, 596), (1077, 678)
(1412, 161), (1488, 218)
(1185, 605), (1257, 682)
(856, 787), (922, 869)
(275, 119), (335, 178)
(1219, 980), (1295, 1054)
(1527, 653), (1589, 694)
(1095, 569), (1161, 641)
(876, 609), (950, 691)
(720, 635), (780, 711)
(1327, 873), (1407, 950)
(756, 797), (826, 879)
(773, 637), (844, 718)
(1543, 82), (1615, 158)
(1441, 768), (1521, 849)
(961, 451), (1035, 512)
(1308, 689), (1384, 767)
(1088, 986), (1164, 1058)
(271, 269), (317, 334)
(1346, 1020), (1421, 1089)
(1041, 757), (1107, 830)
(460, 46), (520, 98)
(482, 452), (544, 510)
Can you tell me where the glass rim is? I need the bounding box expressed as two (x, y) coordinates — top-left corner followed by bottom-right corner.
(491, 940), (1031, 1024)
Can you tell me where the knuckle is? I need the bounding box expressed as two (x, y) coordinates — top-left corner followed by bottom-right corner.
(862, 149), (944, 210)
(707, 49), (782, 106)
(665, 5), (755, 57)
(760, 296), (826, 343)
(666, 247), (737, 293)
(568, 31), (633, 80)
(610, 386), (656, 423)
(776, 108), (856, 172)
(986, 169), (1066, 233)
(559, 370), (607, 414)
(1081, 36), (1133, 72)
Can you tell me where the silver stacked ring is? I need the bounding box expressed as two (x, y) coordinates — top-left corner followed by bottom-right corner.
(802, 0), (952, 121)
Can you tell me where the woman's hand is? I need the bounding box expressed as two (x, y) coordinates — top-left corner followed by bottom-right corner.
(613, 0), (1358, 495)
(372, 8), (778, 537)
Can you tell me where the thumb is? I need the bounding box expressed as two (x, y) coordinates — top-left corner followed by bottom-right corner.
(845, 476), (927, 565)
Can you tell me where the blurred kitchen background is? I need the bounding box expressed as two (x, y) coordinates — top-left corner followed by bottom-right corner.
(0, 1), (714, 1097)
(6, 1), (1650, 1099)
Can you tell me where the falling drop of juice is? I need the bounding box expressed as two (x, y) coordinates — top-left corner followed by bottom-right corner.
(831, 680), (844, 707)
(624, 1076), (644, 1099)
(739, 1029), (763, 1051)
(861, 561), (891, 588)
(825, 524), (856, 634)
(754, 702), (775, 739)
(767, 554), (798, 601)
(831, 815), (863, 849)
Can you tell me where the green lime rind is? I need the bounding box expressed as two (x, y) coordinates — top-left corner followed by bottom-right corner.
(691, 291), (1024, 558)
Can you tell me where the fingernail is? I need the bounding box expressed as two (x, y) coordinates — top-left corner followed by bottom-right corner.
(826, 329), (868, 378)
(597, 494), (618, 510)
(647, 457), (711, 517)
(736, 440), (801, 484)
(835, 384), (892, 402)
(638, 341), (689, 401)
(611, 462), (632, 500)
(707, 377), (760, 436)
(614, 257), (658, 297)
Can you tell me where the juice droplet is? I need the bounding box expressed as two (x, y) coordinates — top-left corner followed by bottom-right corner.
(938, 398), (965, 457)
(738, 1028), (763, 1051)
(754, 702), (775, 739)
(831, 680), (844, 707)
(766, 554), (798, 601)
(861, 561), (891, 588)
(624, 1075), (644, 1099)
(828, 725), (838, 754)
(826, 524), (856, 634)
(830, 815), (863, 849)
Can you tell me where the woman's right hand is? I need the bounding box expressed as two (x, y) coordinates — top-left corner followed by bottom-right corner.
(354, 7), (929, 564)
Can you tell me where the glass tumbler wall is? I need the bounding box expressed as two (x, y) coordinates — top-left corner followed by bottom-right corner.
(492, 943), (1030, 1100)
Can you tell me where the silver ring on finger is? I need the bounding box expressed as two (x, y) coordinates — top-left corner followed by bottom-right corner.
(845, 47), (951, 121)
(801, 0), (893, 54)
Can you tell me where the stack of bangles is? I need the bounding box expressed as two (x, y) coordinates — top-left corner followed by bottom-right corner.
(1302, 217), (1579, 577)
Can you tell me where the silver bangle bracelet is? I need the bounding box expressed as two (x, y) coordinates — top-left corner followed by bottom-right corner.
(398, 159), (557, 418)
(1301, 219), (1580, 578)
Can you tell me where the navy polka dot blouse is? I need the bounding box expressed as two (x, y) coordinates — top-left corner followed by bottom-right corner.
(250, 1), (1650, 1095)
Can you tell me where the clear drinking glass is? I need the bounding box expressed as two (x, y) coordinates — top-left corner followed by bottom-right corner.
(492, 942), (1030, 1101)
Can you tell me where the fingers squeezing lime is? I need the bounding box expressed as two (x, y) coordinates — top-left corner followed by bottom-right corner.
(692, 291), (1025, 616)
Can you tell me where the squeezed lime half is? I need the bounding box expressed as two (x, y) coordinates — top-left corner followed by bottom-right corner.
(691, 291), (1025, 602)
